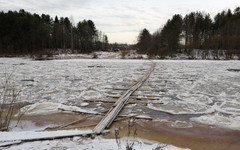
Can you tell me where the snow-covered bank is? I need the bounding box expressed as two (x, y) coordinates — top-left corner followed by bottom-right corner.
(0, 130), (189, 150)
(0, 129), (92, 142)
(53, 51), (149, 60)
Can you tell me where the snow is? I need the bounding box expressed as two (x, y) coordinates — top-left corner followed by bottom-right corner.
(54, 51), (122, 59)
(67, 137), (189, 150)
(0, 130), (189, 150)
(93, 51), (121, 59)
(53, 51), (150, 60)
(173, 49), (239, 60)
(0, 129), (92, 141)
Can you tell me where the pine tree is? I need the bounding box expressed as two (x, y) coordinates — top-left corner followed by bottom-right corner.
(137, 28), (152, 53)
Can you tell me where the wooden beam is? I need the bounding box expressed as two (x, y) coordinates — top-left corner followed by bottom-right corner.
(83, 99), (163, 105)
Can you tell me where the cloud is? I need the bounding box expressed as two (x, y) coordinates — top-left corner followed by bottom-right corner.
(107, 31), (139, 44)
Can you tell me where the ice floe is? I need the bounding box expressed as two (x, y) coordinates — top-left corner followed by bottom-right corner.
(20, 102), (97, 116)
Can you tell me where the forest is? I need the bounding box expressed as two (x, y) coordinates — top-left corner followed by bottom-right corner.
(137, 7), (240, 57)
(1, 7), (240, 58)
(0, 9), (109, 55)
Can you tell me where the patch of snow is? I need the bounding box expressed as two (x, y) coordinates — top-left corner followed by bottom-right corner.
(0, 129), (92, 142)
(93, 51), (120, 59)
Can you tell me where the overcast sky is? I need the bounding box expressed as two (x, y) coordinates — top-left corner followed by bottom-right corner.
(0, 0), (239, 44)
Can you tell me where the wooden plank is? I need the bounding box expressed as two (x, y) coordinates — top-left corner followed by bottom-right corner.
(58, 108), (103, 115)
(84, 99), (163, 104)
(83, 99), (117, 103)
(93, 62), (155, 134)
(104, 88), (129, 90)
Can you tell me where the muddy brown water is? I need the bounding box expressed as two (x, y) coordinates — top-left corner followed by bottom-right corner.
(106, 119), (240, 150)
(4, 111), (240, 150)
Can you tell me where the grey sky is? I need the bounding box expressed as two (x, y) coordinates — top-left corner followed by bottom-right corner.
(0, 0), (239, 44)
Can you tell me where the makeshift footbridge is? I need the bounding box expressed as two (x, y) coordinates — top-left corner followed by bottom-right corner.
(93, 62), (156, 134)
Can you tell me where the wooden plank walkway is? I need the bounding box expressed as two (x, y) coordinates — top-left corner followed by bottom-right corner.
(93, 62), (156, 134)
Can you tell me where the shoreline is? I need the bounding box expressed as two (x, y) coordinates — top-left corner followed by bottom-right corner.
(7, 112), (240, 150)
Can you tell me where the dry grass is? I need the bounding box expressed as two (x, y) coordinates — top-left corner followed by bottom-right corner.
(0, 73), (21, 131)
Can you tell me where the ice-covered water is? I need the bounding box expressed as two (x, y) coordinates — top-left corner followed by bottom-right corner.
(1, 58), (240, 130)
(143, 60), (240, 130)
(0, 58), (150, 105)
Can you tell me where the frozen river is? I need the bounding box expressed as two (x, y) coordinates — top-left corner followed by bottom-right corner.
(0, 58), (240, 131)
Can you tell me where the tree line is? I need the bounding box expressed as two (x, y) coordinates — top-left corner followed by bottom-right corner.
(0, 9), (109, 55)
(137, 7), (240, 57)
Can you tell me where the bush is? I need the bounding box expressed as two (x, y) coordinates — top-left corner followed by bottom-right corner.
(92, 53), (98, 59)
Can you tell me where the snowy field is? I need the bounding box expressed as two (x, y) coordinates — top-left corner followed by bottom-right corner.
(1, 57), (240, 149)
